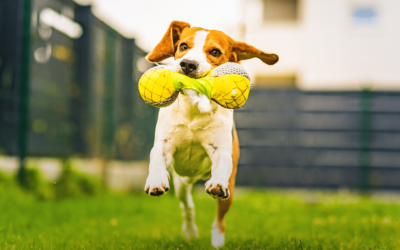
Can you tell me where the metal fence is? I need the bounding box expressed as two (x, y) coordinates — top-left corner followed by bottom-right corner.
(235, 89), (400, 190)
(0, 0), (29, 161)
(0, 0), (157, 167)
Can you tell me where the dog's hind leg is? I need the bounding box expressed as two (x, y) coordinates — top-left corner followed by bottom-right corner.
(173, 172), (199, 240)
(212, 125), (240, 248)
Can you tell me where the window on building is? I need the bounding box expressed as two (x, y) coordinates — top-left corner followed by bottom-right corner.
(263, 0), (299, 22)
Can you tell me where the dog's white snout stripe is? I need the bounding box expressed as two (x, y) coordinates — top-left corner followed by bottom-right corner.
(182, 30), (209, 65)
(178, 30), (212, 113)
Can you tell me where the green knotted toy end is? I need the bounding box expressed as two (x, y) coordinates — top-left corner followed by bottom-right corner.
(171, 72), (213, 98)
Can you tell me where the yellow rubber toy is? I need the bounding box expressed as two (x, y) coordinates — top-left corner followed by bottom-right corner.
(138, 63), (251, 109)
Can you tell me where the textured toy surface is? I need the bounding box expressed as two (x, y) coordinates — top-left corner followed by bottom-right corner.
(138, 63), (251, 109)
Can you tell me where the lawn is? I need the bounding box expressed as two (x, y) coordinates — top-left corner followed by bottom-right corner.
(1, 184), (400, 249)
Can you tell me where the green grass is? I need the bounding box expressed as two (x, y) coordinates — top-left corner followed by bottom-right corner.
(1, 184), (400, 249)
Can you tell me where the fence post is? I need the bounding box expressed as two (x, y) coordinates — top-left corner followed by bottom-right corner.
(17, 0), (31, 186)
(100, 30), (116, 188)
(359, 89), (372, 192)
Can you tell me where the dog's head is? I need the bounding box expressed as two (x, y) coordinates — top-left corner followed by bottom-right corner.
(146, 21), (279, 78)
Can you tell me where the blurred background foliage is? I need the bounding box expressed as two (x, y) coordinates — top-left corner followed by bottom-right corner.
(0, 166), (103, 200)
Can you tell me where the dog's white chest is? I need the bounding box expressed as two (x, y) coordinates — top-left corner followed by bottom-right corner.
(156, 94), (232, 177)
(166, 115), (214, 176)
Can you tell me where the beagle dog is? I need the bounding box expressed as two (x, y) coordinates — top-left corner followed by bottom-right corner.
(144, 21), (278, 247)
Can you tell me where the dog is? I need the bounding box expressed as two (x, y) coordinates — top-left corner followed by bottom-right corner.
(144, 21), (278, 247)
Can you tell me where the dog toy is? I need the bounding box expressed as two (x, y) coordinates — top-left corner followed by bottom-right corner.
(138, 63), (251, 109)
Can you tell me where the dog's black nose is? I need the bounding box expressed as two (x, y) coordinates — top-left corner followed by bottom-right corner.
(180, 59), (198, 75)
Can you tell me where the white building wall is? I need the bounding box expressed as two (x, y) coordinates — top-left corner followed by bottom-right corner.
(242, 0), (400, 90)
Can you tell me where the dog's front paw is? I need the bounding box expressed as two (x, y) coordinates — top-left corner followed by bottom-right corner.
(144, 171), (170, 197)
(205, 178), (230, 200)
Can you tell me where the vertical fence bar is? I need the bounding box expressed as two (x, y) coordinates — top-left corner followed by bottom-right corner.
(17, 0), (31, 186)
(73, 5), (92, 157)
(359, 89), (372, 192)
(100, 30), (116, 187)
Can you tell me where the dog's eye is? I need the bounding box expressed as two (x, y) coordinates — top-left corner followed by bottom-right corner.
(210, 49), (221, 57)
(180, 43), (188, 51)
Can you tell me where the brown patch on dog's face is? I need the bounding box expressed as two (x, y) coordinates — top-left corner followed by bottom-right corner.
(203, 30), (237, 68)
(146, 21), (190, 63)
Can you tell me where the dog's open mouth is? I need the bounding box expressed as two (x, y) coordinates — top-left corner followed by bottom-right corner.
(194, 70), (211, 79)
(179, 70), (210, 79)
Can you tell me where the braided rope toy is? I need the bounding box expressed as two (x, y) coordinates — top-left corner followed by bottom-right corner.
(138, 62), (251, 109)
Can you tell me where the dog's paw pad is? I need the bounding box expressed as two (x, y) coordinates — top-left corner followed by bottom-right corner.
(205, 180), (230, 200)
(149, 187), (165, 196)
(144, 172), (170, 197)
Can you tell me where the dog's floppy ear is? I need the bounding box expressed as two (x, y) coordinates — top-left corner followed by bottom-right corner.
(233, 41), (279, 65)
(146, 21), (191, 63)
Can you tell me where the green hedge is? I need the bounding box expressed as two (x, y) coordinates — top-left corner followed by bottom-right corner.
(0, 160), (104, 200)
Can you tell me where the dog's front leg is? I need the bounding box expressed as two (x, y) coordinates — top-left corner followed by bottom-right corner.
(203, 143), (233, 200)
(144, 142), (170, 196)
